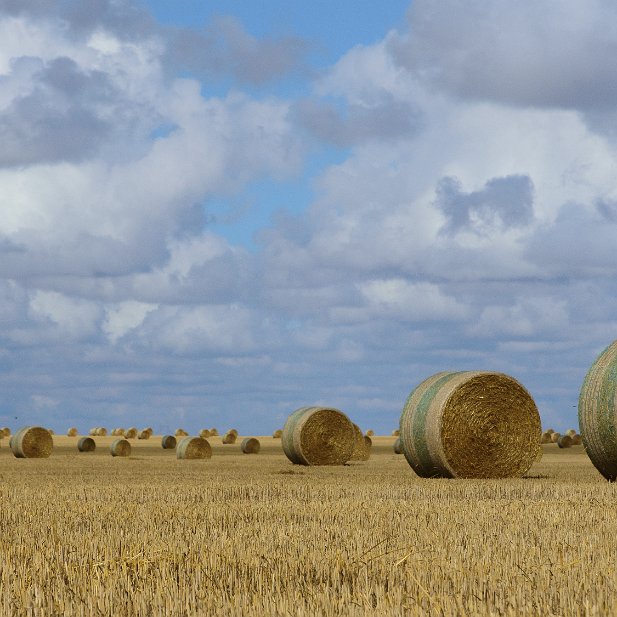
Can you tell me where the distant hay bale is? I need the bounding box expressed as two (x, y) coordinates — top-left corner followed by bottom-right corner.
(399, 371), (541, 479)
(161, 435), (177, 449)
(566, 428), (577, 437)
(77, 437), (96, 452)
(89, 427), (97, 436)
(175, 428), (188, 437)
(10, 426), (53, 459)
(557, 434), (573, 449)
(110, 438), (131, 457)
(391, 429), (400, 437)
(1, 427), (10, 437)
(545, 428), (555, 435)
(199, 429), (211, 439)
(540, 431), (552, 444)
(366, 429), (375, 436)
(535, 444), (543, 462)
(209, 428), (219, 436)
(176, 437), (212, 460)
(393, 437), (403, 454)
(67, 427), (78, 437)
(97, 427), (108, 436)
(48, 429), (55, 435)
(282, 406), (355, 466)
(138, 430), (151, 440)
(550, 432), (561, 443)
(222, 431), (237, 444)
(572, 433), (582, 445)
(227, 428), (239, 437)
(143, 427), (153, 435)
(272, 429), (283, 438)
(350, 423), (371, 461)
(241, 437), (261, 454)
(125, 427), (138, 439)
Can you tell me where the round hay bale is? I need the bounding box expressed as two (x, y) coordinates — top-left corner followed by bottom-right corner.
(67, 427), (78, 437)
(10, 426), (53, 459)
(566, 428), (577, 437)
(272, 429), (283, 438)
(97, 427), (108, 437)
(199, 429), (211, 439)
(399, 371), (541, 479)
(89, 427), (98, 436)
(227, 428), (239, 437)
(550, 432), (561, 443)
(143, 427), (153, 435)
(572, 433), (582, 445)
(209, 428), (219, 436)
(176, 436), (212, 460)
(557, 434), (573, 449)
(175, 428), (188, 437)
(222, 431), (237, 444)
(110, 438), (131, 457)
(77, 436), (96, 452)
(125, 427), (138, 439)
(545, 428), (555, 435)
(366, 429), (375, 436)
(1, 427), (10, 437)
(391, 429), (400, 437)
(241, 437), (261, 454)
(540, 431), (552, 444)
(393, 437), (403, 454)
(349, 423), (371, 461)
(282, 406), (355, 466)
(138, 430), (150, 440)
(161, 435), (177, 449)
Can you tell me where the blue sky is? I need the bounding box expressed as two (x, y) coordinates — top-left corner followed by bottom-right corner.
(0, 0), (616, 435)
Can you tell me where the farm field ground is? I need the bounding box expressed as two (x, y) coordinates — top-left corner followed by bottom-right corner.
(0, 435), (614, 616)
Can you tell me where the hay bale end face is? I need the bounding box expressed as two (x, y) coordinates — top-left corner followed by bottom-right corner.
(282, 406), (355, 466)
(557, 434), (573, 449)
(125, 427), (138, 439)
(199, 429), (211, 439)
(241, 437), (261, 454)
(161, 435), (177, 449)
(550, 432), (561, 443)
(393, 437), (403, 454)
(272, 429), (283, 438)
(77, 437), (96, 452)
(399, 371), (541, 479)
(11, 426), (53, 459)
(110, 439), (131, 457)
(349, 423), (371, 461)
(176, 437), (212, 459)
(222, 431), (237, 444)
(67, 427), (78, 437)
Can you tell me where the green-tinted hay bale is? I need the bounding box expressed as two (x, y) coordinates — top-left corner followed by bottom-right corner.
(10, 426), (53, 459)
(241, 437), (261, 454)
(110, 438), (131, 457)
(161, 435), (177, 449)
(222, 431), (237, 444)
(67, 427), (78, 437)
(282, 406), (355, 466)
(400, 371), (541, 479)
(391, 429), (400, 437)
(393, 437), (403, 454)
(550, 432), (561, 443)
(272, 429), (283, 438)
(349, 423), (371, 461)
(77, 436), (96, 452)
(366, 429), (375, 436)
(176, 436), (212, 459)
(557, 434), (573, 448)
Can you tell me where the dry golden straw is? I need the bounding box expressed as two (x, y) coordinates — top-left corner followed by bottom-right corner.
(77, 437), (96, 452)
(10, 426), (53, 459)
(391, 429), (400, 437)
(557, 435), (573, 449)
(67, 427), (78, 437)
(566, 429), (577, 437)
(550, 432), (561, 443)
(393, 437), (403, 454)
(240, 438), (261, 454)
(282, 407), (355, 466)
(349, 423), (371, 461)
(1, 427), (10, 437)
(222, 432), (237, 444)
(175, 428), (188, 437)
(400, 371), (541, 479)
(161, 435), (177, 449)
(272, 429), (283, 438)
(138, 430), (151, 440)
(125, 427), (138, 439)
(110, 439), (131, 457)
(176, 437), (212, 460)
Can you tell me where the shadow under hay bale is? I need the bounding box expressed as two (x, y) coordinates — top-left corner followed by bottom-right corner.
(77, 437), (96, 452)
(175, 428), (188, 437)
(540, 431), (552, 444)
(176, 437), (212, 459)
(399, 371), (541, 479)
(161, 435), (177, 449)
(11, 426), (53, 459)
(138, 430), (150, 440)
(282, 406), (355, 466)
(572, 433), (583, 445)
(199, 429), (211, 439)
(67, 427), (78, 437)
(110, 439), (131, 457)
(241, 437), (261, 454)
(349, 424), (371, 461)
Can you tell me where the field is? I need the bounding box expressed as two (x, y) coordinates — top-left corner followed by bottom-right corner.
(0, 435), (615, 616)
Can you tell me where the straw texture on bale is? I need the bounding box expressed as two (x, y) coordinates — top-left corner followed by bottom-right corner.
(349, 424), (371, 461)
(391, 429), (400, 437)
(110, 439), (131, 457)
(550, 432), (561, 443)
(282, 406), (355, 466)
(111, 428), (125, 436)
(240, 437), (261, 454)
(161, 435), (177, 449)
(578, 339), (617, 481)
(199, 429), (211, 439)
(227, 429), (239, 437)
(572, 433), (582, 445)
(125, 427), (138, 439)
(1, 427), (10, 437)
(77, 437), (96, 452)
(272, 429), (283, 438)
(399, 371), (541, 479)
(393, 437), (403, 454)
(176, 437), (212, 459)
(67, 427), (78, 437)
(175, 428), (188, 437)
(10, 426), (53, 459)
(97, 427), (107, 436)
(557, 434), (573, 448)
(138, 430), (150, 440)
(222, 432), (237, 444)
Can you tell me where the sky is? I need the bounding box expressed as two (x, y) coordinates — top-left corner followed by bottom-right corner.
(0, 0), (616, 434)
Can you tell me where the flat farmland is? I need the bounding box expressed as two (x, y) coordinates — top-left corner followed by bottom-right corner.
(0, 435), (614, 616)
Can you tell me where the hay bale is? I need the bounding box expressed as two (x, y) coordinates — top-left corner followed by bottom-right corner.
(89, 427), (97, 436)
(399, 371), (541, 479)
(1, 427), (10, 437)
(10, 426), (53, 459)
(272, 429), (283, 438)
(138, 430), (150, 440)
(557, 434), (573, 449)
(566, 428), (577, 437)
(545, 428), (555, 435)
(175, 428), (188, 437)
(282, 406), (355, 466)
(393, 437), (403, 454)
(241, 437), (261, 454)
(540, 431), (552, 444)
(97, 427), (108, 436)
(209, 428), (219, 436)
(366, 429), (375, 436)
(176, 437), (212, 459)
(77, 436), (96, 452)
(161, 435), (177, 449)
(222, 431), (237, 444)
(125, 427), (138, 439)
(143, 427), (153, 435)
(48, 429), (55, 435)
(391, 429), (400, 437)
(67, 427), (78, 437)
(110, 438), (131, 457)
(199, 429), (211, 439)
(550, 432), (561, 443)
(227, 428), (239, 437)
(349, 423), (371, 461)
(572, 433), (582, 445)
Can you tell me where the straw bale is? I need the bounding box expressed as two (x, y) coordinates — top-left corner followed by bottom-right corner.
(48, 429), (55, 435)
(391, 429), (400, 437)
(572, 433), (582, 445)
(222, 431), (237, 444)
(176, 436), (212, 460)
(240, 437), (261, 454)
(1, 427), (10, 437)
(67, 427), (78, 437)
(366, 430), (374, 436)
(349, 423), (371, 461)
(10, 426), (53, 459)
(143, 427), (153, 435)
(399, 371), (541, 479)
(540, 431), (552, 444)
(89, 427), (97, 436)
(550, 432), (561, 443)
(227, 428), (239, 437)
(77, 437), (96, 452)
(125, 427), (138, 439)
(138, 430), (151, 440)
(272, 429), (283, 438)
(393, 437), (403, 454)
(282, 406), (355, 466)
(161, 435), (177, 449)
(557, 434), (573, 449)
(199, 429), (211, 439)
(175, 428), (188, 437)
(110, 438), (131, 457)
(209, 428), (219, 436)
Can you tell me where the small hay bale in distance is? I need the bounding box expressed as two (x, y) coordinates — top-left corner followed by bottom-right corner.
(10, 426), (53, 459)
(282, 406), (355, 466)
(272, 429), (283, 438)
(566, 428), (577, 437)
(110, 438), (131, 457)
(125, 427), (138, 439)
(175, 428), (188, 437)
(366, 429), (375, 436)
(349, 423), (371, 461)
(550, 432), (561, 443)
(176, 436), (212, 460)
(558, 434), (573, 449)
(391, 429), (400, 437)
(241, 437), (261, 454)
(209, 428), (219, 436)
(161, 435), (177, 449)
(393, 437), (403, 454)
(199, 429), (211, 439)
(96, 427), (107, 436)
(540, 431), (552, 444)
(222, 431), (237, 444)
(545, 428), (555, 435)
(1, 427), (10, 437)
(77, 436), (96, 452)
(138, 430), (150, 440)
(572, 433), (582, 445)
(67, 427), (78, 437)
(227, 428), (239, 437)
(399, 371), (541, 479)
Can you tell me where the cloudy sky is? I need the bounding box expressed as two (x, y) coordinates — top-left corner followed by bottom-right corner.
(0, 0), (615, 434)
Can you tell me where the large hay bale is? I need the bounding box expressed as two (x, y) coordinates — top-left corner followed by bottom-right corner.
(199, 429), (211, 439)
(227, 428), (239, 437)
(77, 437), (96, 452)
(222, 431), (237, 444)
(349, 423), (371, 461)
(393, 437), (403, 454)
(558, 434), (573, 448)
(161, 435), (177, 449)
(540, 431), (552, 444)
(176, 437), (212, 459)
(10, 426), (53, 459)
(272, 429), (283, 438)
(282, 406), (355, 466)
(399, 371), (541, 479)
(550, 432), (561, 443)
(67, 427), (78, 437)
(572, 433), (582, 445)
(241, 437), (261, 454)
(175, 428), (188, 437)
(138, 430), (150, 440)
(110, 438), (131, 457)
(125, 427), (138, 439)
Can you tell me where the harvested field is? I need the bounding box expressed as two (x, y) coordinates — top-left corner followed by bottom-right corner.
(0, 436), (614, 616)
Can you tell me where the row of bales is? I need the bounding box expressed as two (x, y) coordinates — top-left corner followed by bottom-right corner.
(540, 428), (583, 447)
